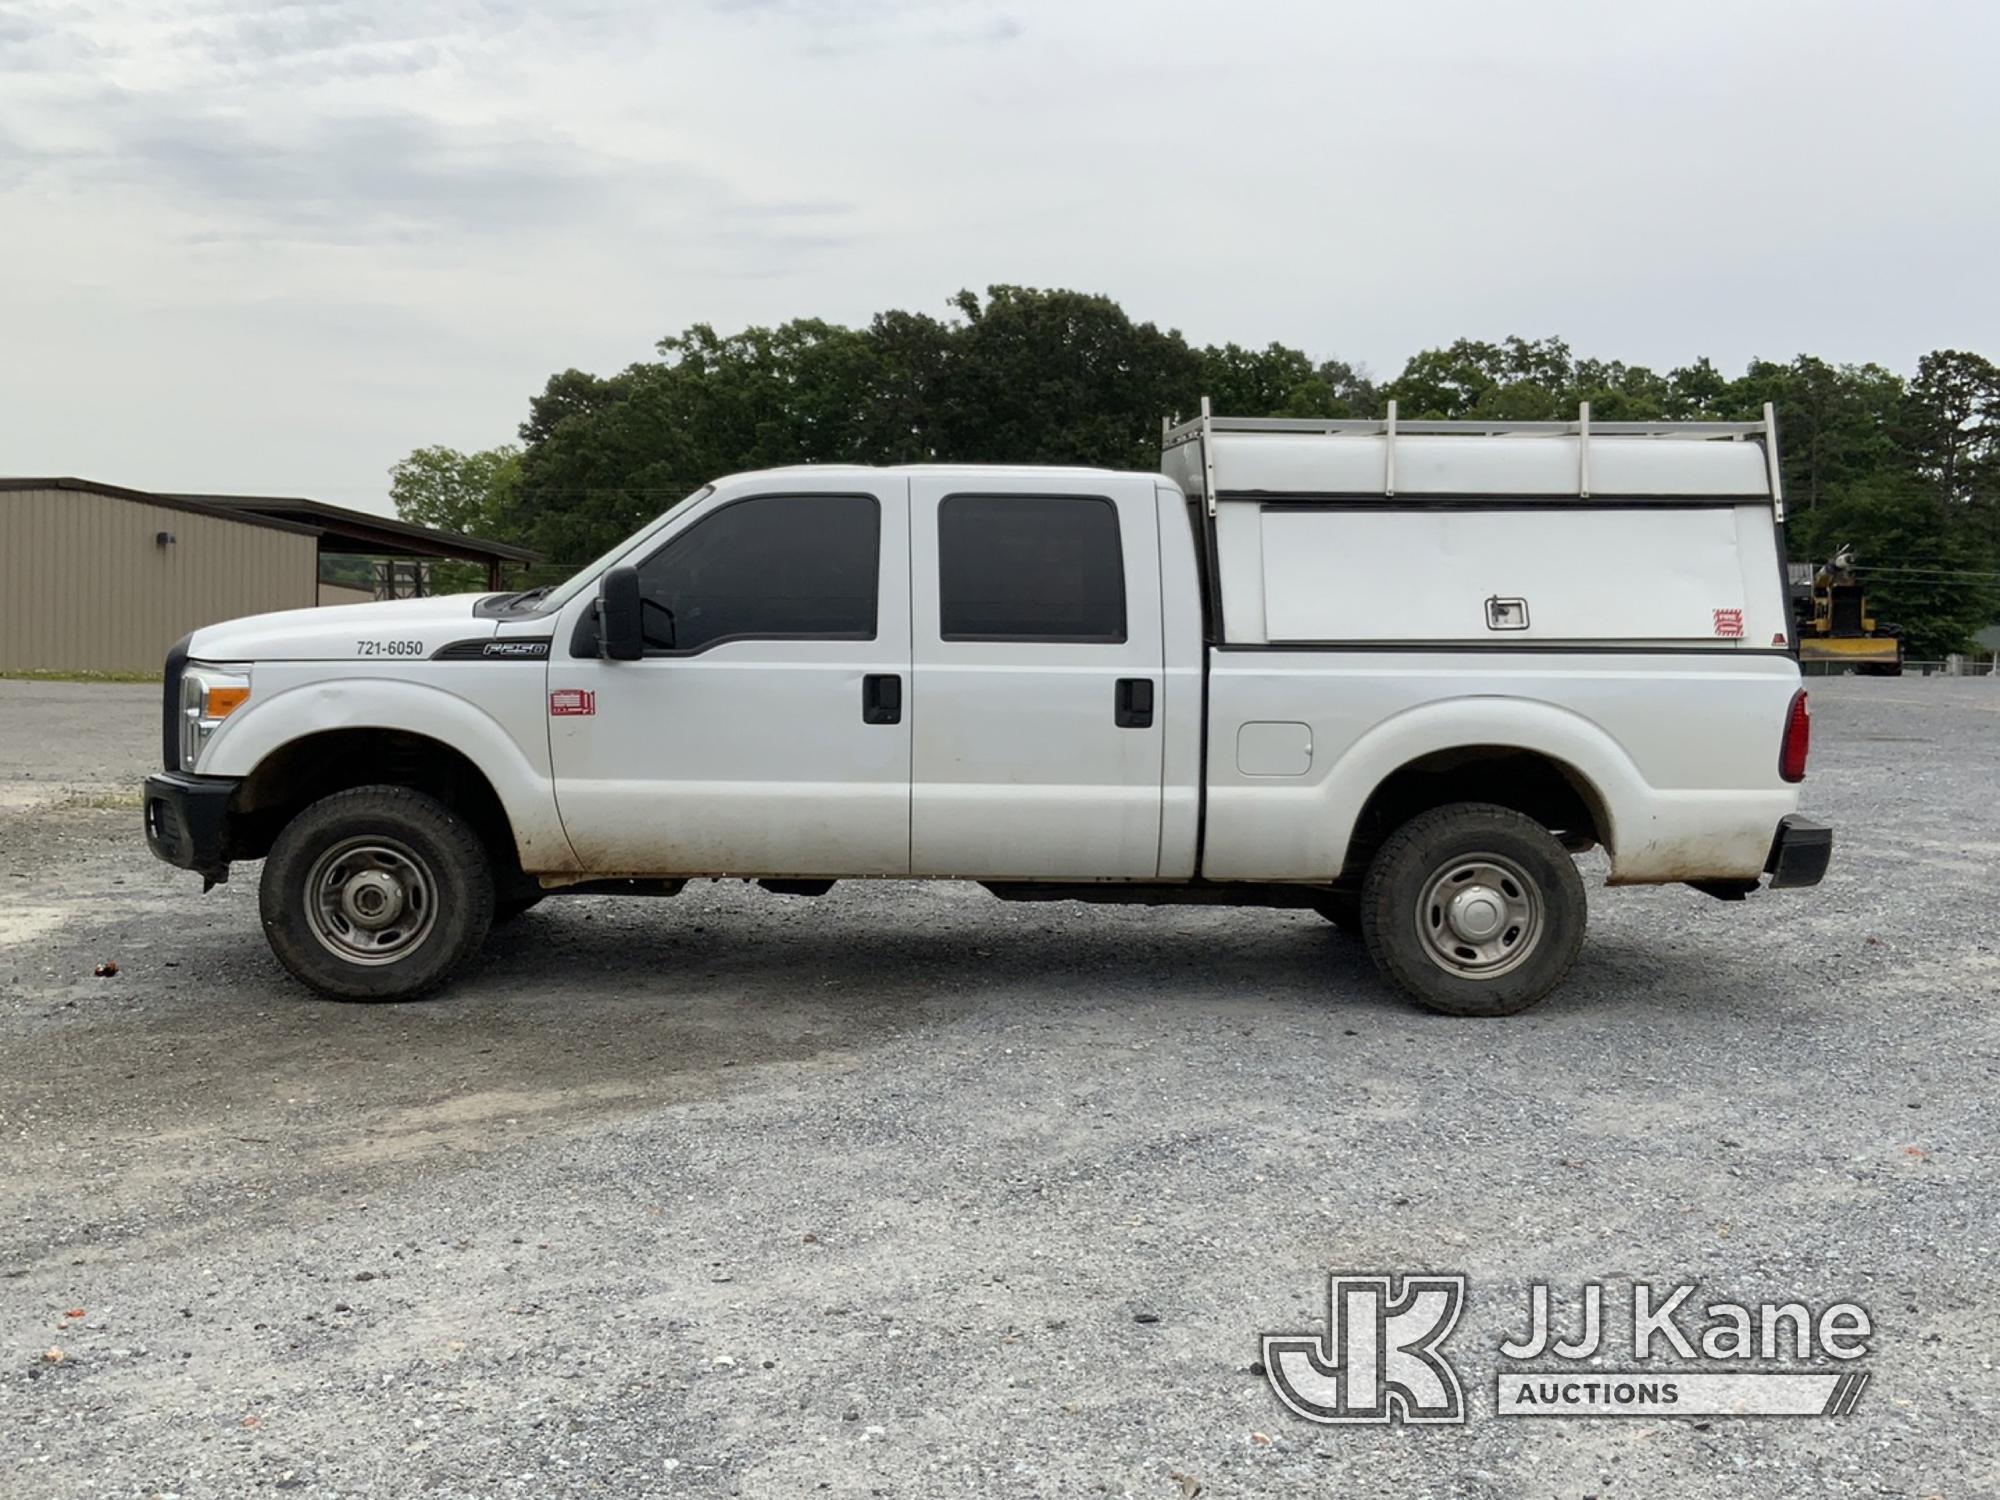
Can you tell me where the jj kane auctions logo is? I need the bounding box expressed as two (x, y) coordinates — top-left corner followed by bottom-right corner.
(1263, 1275), (1873, 1424)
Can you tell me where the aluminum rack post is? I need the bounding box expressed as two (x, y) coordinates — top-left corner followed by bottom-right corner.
(1384, 399), (1397, 497)
(1578, 401), (1591, 499)
(1762, 402), (1786, 520)
(1199, 395), (1219, 517)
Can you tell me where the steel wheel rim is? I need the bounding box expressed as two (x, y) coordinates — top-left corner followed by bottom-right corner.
(1415, 852), (1542, 979)
(304, 835), (439, 966)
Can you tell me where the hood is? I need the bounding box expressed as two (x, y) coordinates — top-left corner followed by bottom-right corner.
(186, 593), (495, 662)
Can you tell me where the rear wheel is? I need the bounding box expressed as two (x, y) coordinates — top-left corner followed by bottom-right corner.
(259, 785), (494, 1001)
(1359, 802), (1586, 1016)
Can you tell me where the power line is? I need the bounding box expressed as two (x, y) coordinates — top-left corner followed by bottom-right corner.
(1855, 567), (2000, 581)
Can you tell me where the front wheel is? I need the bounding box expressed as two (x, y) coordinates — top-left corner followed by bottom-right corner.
(259, 786), (494, 1001)
(1359, 803), (1586, 1016)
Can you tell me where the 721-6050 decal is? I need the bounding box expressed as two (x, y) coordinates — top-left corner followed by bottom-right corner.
(355, 639), (424, 657)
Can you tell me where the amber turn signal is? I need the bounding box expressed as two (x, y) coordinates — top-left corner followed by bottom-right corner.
(205, 685), (251, 718)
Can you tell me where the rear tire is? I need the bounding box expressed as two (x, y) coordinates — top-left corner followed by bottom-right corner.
(1359, 803), (1585, 1016)
(259, 785), (494, 1001)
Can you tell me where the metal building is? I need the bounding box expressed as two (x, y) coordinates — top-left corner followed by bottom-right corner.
(0, 477), (535, 675)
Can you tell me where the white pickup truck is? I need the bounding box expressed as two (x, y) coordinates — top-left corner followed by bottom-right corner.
(144, 405), (1829, 1015)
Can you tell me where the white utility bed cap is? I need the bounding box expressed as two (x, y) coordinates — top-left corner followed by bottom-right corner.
(1161, 400), (1794, 648)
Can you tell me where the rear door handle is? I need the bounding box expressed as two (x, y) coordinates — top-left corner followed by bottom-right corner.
(863, 673), (902, 725)
(1114, 677), (1154, 729)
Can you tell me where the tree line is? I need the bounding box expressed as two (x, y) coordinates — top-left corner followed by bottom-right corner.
(392, 285), (2000, 657)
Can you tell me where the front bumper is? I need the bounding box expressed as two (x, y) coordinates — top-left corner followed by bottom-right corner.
(1765, 814), (1833, 890)
(144, 772), (240, 880)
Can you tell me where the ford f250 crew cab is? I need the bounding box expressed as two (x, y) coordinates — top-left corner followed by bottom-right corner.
(143, 403), (1831, 1015)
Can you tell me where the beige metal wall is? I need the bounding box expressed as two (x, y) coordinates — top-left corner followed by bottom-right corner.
(0, 487), (319, 674)
(317, 581), (377, 608)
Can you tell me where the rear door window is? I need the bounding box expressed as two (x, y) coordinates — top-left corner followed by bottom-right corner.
(937, 494), (1125, 642)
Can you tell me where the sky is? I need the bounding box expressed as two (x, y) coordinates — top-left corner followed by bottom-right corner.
(3, 0), (1997, 518)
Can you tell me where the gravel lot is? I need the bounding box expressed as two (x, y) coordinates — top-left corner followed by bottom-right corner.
(2, 676), (1996, 1499)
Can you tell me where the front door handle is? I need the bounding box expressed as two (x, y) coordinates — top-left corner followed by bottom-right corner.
(863, 673), (902, 725)
(1114, 677), (1154, 729)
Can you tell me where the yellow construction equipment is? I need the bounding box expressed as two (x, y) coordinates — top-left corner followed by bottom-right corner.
(1794, 546), (1903, 675)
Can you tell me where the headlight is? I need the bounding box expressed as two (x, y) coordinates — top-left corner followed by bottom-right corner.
(180, 663), (252, 771)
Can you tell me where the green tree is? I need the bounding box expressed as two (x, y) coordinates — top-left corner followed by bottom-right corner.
(1791, 476), (1998, 658)
(1905, 349), (2000, 502)
(1904, 351), (2000, 560)
(389, 443), (527, 592)
(1663, 357), (1741, 418)
(1569, 358), (1671, 420)
(512, 363), (697, 565)
(1388, 336), (1576, 419)
(507, 286), (1228, 563)
(511, 320), (895, 565)
(1198, 342), (1375, 419)
(466, 293), (1999, 650)
(924, 285), (1204, 469)
(1729, 356), (1906, 512)
(390, 444), (524, 539)
(857, 307), (956, 462)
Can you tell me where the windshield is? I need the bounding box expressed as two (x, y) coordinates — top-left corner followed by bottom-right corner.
(506, 486), (713, 614)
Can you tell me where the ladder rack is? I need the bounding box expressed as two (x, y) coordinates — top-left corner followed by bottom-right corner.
(1162, 400), (1786, 517)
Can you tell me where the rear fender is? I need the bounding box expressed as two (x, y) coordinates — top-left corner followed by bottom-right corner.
(1323, 697), (1788, 884)
(1326, 697), (1638, 870)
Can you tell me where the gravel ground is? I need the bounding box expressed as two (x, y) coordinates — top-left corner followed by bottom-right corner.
(2, 676), (1996, 1499)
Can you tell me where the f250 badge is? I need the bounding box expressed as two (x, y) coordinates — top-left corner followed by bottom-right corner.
(549, 689), (596, 717)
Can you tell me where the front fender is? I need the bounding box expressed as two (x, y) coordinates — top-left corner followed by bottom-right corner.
(199, 676), (579, 872)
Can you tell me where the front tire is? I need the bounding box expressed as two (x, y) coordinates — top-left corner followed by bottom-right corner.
(1358, 803), (1586, 1016)
(259, 786), (494, 1001)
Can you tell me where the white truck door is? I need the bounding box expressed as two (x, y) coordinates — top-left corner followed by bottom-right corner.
(908, 475), (1165, 878)
(546, 479), (912, 875)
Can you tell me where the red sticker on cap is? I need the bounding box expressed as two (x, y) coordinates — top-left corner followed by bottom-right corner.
(1712, 608), (1744, 638)
(550, 689), (596, 717)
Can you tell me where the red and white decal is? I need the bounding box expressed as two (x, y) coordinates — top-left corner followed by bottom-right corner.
(1712, 608), (1744, 639)
(549, 688), (596, 717)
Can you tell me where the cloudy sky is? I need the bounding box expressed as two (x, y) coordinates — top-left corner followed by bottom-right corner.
(3, 0), (1996, 516)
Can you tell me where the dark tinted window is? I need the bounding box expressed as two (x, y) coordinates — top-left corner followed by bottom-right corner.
(938, 495), (1125, 642)
(636, 494), (878, 652)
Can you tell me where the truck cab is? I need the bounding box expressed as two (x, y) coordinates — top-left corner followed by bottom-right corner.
(145, 405), (1829, 1015)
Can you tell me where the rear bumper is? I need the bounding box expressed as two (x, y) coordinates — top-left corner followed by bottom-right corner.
(1764, 814), (1832, 890)
(144, 772), (240, 878)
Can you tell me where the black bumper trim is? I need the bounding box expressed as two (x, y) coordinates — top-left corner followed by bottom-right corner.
(1765, 814), (1832, 890)
(162, 632), (191, 771)
(144, 771), (240, 877)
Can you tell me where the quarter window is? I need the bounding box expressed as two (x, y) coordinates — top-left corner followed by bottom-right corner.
(938, 495), (1125, 642)
(635, 494), (878, 653)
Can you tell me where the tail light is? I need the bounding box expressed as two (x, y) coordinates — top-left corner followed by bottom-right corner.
(1779, 689), (1810, 783)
